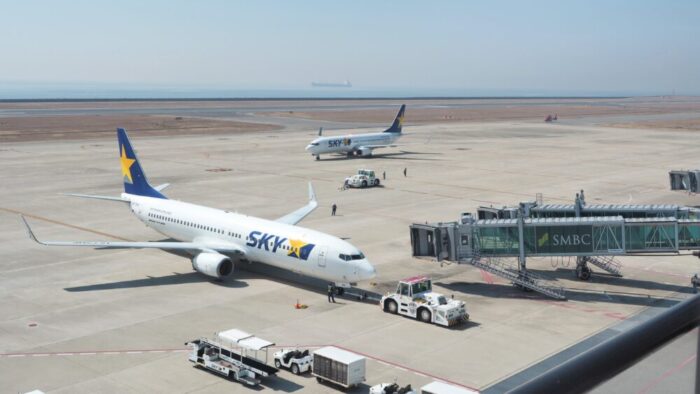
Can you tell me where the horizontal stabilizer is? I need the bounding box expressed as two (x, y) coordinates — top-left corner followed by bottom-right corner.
(62, 193), (129, 203)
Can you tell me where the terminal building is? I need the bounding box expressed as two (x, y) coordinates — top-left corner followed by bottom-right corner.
(411, 192), (700, 300)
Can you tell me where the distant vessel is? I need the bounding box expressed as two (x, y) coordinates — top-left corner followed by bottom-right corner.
(311, 80), (352, 88)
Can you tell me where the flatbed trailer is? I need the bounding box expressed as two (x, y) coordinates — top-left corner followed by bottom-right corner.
(186, 329), (278, 386)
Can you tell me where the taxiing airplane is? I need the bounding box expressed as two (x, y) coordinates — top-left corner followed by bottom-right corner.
(305, 104), (405, 160)
(22, 128), (376, 288)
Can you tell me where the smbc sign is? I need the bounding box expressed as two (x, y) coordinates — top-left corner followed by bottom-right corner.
(530, 225), (594, 254)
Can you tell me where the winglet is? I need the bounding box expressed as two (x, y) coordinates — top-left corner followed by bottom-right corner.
(20, 215), (42, 245)
(308, 182), (317, 203)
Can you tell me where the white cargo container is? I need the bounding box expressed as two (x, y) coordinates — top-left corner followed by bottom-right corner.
(420, 381), (479, 394)
(312, 346), (366, 389)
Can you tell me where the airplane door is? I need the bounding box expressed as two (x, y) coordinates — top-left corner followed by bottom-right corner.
(317, 246), (327, 268)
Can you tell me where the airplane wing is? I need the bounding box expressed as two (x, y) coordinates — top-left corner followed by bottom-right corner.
(275, 183), (318, 225)
(21, 216), (245, 255)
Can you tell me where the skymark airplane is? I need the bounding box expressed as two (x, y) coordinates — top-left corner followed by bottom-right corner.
(22, 128), (376, 288)
(305, 104), (405, 160)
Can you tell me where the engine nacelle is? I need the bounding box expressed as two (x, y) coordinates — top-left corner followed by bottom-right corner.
(192, 252), (234, 279)
(356, 147), (373, 156)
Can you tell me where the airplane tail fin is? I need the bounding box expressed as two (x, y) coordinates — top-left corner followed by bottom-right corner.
(383, 104), (406, 134)
(117, 128), (167, 199)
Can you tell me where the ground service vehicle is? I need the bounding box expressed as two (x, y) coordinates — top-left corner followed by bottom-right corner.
(346, 169), (380, 188)
(273, 348), (312, 375)
(380, 276), (468, 327)
(370, 382), (416, 394)
(312, 346), (366, 390)
(186, 329), (277, 386)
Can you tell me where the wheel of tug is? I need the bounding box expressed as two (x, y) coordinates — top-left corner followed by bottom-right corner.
(418, 308), (432, 323)
(385, 299), (398, 314)
(274, 359), (281, 368)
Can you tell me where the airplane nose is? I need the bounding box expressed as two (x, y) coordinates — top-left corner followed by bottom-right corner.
(357, 260), (376, 281)
(305, 144), (314, 152)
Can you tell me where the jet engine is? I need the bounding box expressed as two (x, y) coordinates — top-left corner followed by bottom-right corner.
(192, 252), (234, 279)
(356, 147), (373, 156)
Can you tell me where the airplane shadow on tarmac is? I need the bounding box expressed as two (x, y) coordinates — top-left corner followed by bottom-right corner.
(64, 271), (249, 292)
(320, 150), (442, 162)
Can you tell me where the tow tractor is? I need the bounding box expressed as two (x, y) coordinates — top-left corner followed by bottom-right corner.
(273, 348), (313, 375)
(380, 276), (468, 327)
(346, 169), (380, 188)
(186, 329), (277, 386)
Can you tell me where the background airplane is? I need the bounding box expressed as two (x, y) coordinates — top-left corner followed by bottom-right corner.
(305, 104), (405, 160)
(22, 128), (376, 288)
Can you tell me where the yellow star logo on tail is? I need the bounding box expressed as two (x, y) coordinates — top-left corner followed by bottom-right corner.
(120, 145), (136, 183)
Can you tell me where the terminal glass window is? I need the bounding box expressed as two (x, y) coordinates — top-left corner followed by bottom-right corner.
(625, 223), (676, 251)
(679, 223), (700, 248)
(478, 226), (519, 255)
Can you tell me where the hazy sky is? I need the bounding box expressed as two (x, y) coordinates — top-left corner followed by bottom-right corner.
(1, 0), (699, 95)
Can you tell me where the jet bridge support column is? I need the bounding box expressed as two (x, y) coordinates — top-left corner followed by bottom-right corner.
(517, 213), (526, 272)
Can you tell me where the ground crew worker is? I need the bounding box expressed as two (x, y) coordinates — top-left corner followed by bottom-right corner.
(383, 171), (386, 180)
(692, 274), (699, 294)
(403, 167), (407, 177)
(327, 283), (336, 303)
(331, 203), (337, 216)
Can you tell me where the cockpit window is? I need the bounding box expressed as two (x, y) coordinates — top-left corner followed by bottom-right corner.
(339, 253), (364, 261)
(310, 142), (320, 146)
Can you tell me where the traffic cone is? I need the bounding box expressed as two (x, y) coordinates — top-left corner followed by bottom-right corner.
(295, 299), (301, 309)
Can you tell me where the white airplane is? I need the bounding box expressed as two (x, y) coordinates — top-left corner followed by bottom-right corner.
(22, 128), (376, 288)
(305, 104), (405, 160)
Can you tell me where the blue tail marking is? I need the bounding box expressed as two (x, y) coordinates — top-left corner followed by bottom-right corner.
(383, 104), (406, 134)
(117, 128), (167, 199)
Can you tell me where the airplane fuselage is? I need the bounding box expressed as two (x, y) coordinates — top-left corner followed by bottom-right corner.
(306, 132), (402, 156)
(127, 194), (375, 284)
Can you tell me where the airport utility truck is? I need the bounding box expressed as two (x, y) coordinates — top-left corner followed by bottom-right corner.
(381, 276), (468, 327)
(346, 169), (380, 188)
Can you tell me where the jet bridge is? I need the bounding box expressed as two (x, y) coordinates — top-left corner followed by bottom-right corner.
(410, 214), (700, 300)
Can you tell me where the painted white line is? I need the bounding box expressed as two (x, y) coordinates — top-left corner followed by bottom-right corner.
(395, 366), (408, 372)
(56, 353), (73, 356)
(150, 350), (166, 353)
(126, 351), (143, 354)
(32, 354), (49, 357)
(7, 354), (25, 358)
(80, 353), (96, 356)
(103, 352), (119, 355)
